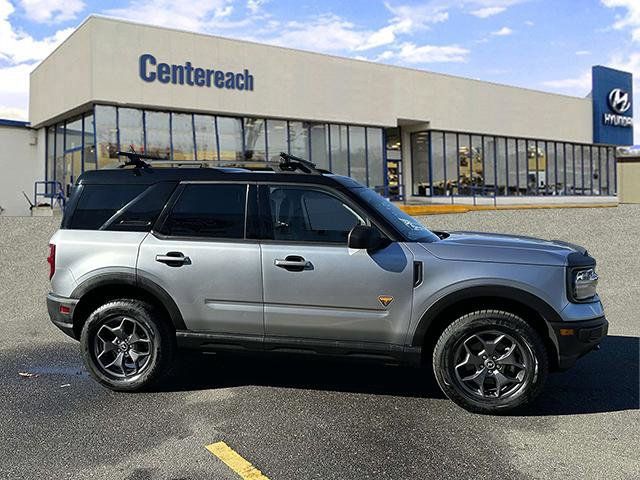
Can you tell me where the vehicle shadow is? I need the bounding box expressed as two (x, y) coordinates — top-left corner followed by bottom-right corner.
(515, 334), (639, 416)
(165, 335), (639, 415)
(167, 350), (445, 399)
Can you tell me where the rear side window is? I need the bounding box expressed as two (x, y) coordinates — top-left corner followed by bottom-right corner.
(104, 182), (177, 232)
(68, 185), (146, 230)
(161, 184), (247, 239)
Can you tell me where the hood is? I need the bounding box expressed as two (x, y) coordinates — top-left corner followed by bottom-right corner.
(420, 231), (592, 267)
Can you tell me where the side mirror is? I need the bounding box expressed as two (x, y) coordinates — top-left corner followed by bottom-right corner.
(348, 225), (390, 251)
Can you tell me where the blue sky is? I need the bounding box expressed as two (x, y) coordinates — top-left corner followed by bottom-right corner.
(0, 0), (638, 141)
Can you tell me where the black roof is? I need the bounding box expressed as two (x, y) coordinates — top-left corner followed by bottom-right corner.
(76, 167), (363, 189)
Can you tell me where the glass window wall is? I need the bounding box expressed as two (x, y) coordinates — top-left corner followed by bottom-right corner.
(266, 119), (288, 161)
(194, 115), (217, 161)
(288, 121), (309, 159)
(118, 108), (144, 154)
(330, 124), (349, 176)
(145, 111), (171, 159)
(95, 105), (119, 169)
(244, 117), (266, 161)
(348, 126), (367, 185)
(414, 129), (616, 198)
(310, 123), (329, 171)
(83, 113), (96, 171)
(367, 127), (384, 190)
(217, 116), (243, 162)
(171, 113), (195, 161)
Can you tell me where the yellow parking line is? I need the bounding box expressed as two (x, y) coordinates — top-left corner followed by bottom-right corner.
(205, 441), (270, 480)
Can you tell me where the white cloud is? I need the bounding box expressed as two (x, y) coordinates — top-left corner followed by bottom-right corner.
(258, 2), (452, 55)
(380, 42), (470, 64)
(542, 60), (639, 143)
(247, 0), (265, 14)
(263, 15), (367, 53)
(601, 0), (640, 143)
(105, 0), (237, 32)
(0, 0), (78, 120)
(463, 0), (528, 18)
(575, 50), (591, 56)
(0, 63), (34, 120)
(0, 1), (74, 63)
(0, 105), (27, 120)
(524, 20), (534, 26)
(542, 71), (592, 92)
(601, 0), (640, 42)
(18, 0), (85, 24)
(491, 26), (513, 36)
(470, 6), (506, 17)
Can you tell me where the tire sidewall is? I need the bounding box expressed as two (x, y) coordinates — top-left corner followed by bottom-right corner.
(80, 300), (171, 391)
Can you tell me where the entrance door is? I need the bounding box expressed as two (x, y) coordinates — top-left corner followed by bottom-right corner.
(385, 127), (403, 200)
(260, 184), (414, 345)
(137, 183), (263, 335)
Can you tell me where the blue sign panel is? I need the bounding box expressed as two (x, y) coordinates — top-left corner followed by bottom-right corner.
(139, 54), (254, 91)
(592, 65), (633, 145)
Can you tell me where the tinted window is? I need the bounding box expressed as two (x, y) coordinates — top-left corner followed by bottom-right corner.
(163, 184), (246, 238)
(268, 186), (362, 243)
(352, 187), (439, 242)
(69, 184), (146, 230)
(105, 182), (177, 232)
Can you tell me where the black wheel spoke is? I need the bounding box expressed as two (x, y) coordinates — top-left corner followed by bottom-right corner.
(454, 329), (530, 400)
(93, 315), (153, 379)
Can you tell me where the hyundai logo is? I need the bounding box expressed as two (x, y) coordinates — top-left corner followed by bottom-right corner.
(608, 88), (631, 114)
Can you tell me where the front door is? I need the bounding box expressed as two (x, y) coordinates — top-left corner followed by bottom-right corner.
(137, 182), (263, 335)
(260, 184), (414, 345)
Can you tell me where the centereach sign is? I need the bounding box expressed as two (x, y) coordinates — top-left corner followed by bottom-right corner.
(139, 53), (254, 91)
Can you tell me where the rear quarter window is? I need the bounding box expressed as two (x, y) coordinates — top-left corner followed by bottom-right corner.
(67, 183), (175, 231)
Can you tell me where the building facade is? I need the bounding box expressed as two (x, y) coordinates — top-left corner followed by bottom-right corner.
(1, 15), (635, 215)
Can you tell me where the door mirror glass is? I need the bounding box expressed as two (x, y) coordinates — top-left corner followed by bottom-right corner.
(348, 225), (389, 251)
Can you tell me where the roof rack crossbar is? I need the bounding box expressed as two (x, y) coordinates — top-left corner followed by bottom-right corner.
(115, 150), (330, 174)
(117, 151), (164, 169)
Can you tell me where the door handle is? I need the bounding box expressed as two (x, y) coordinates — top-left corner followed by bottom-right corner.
(274, 255), (313, 272)
(156, 252), (191, 267)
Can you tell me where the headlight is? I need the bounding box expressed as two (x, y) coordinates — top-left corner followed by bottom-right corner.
(571, 267), (598, 301)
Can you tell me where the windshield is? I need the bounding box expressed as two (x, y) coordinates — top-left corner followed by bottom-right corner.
(352, 187), (440, 242)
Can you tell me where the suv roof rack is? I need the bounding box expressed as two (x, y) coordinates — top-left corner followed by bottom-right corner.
(116, 151), (329, 175)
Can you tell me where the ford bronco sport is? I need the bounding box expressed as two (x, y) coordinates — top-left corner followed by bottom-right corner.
(47, 152), (607, 413)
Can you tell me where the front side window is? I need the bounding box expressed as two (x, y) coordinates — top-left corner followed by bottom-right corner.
(162, 184), (247, 238)
(266, 186), (363, 243)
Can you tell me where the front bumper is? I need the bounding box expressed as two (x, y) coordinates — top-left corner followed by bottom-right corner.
(47, 293), (79, 339)
(550, 316), (608, 370)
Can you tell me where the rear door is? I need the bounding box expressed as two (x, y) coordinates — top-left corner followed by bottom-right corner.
(259, 184), (414, 345)
(137, 182), (263, 335)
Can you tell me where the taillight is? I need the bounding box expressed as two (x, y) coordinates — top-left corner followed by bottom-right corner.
(47, 244), (56, 280)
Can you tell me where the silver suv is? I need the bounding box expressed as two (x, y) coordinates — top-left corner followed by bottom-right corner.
(47, 154), (607, 414)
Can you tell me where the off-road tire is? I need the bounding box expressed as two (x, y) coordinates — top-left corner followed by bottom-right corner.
(433, 309), (548, 414)
(80, 299), (175, 391)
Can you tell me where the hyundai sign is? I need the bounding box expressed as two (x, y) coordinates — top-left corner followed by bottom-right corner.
(592, 65), (633, 145)
(139, 53), (254, 91)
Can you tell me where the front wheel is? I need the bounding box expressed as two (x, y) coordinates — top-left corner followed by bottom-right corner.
(80, 299), (175, 391)
(433, 310), (548, 414)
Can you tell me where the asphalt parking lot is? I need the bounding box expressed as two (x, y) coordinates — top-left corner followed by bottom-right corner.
(0, 206), (638, 480)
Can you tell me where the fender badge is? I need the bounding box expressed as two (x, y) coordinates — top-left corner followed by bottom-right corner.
(378, 295), (394, 307)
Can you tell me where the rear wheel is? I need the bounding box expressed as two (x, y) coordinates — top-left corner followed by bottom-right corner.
(80, 299), (175, 391)
(433, 310), (548, 414)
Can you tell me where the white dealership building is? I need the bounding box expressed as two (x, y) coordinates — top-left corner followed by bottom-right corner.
(0, 15), (634, 215)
